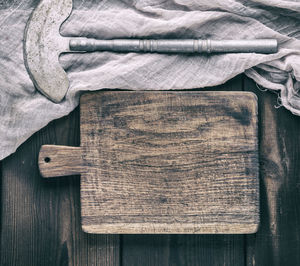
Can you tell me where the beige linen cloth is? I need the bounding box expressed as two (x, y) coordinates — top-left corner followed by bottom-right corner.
(0, 0), (299, 159)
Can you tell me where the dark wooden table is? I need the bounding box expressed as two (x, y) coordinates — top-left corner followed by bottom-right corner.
(1, 75), (300, 266)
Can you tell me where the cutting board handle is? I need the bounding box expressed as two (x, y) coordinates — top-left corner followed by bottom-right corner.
(38, 145), (83, 178)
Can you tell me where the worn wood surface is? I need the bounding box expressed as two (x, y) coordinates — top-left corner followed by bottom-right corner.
(39, 90), (259, 234)
(244, 78), (300, 266)
(0, 108), (120, 266)
(121, 76), (248, 265)
(39, 146), (83, 177)
(1, 75), (300, 265)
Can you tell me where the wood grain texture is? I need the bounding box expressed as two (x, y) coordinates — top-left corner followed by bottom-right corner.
(122, 234), (245, 266)
(76, 90), (259, 234)
(0, 108), (120, 266)
(2, 75), (300, 265)
(39, 145), (83, 177)
(244, 77), (300, 266)
(121, 75), (248, 266)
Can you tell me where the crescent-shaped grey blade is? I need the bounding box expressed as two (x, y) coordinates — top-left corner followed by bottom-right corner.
(24, 0), (72, 103)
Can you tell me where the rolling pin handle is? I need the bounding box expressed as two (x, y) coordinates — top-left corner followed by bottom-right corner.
(69, 38), (278, 54)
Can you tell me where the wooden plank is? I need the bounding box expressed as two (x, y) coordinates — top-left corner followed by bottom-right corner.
(244, 77), (300, 266)
(77, 90), (259, 234)
(3, 76), (300, 265)
(122, 234), (245, 266)
(0, 108), (120, 266)
(122, 76), (247, 265)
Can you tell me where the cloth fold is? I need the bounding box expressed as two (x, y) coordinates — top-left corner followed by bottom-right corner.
(0, 0), (300, 160)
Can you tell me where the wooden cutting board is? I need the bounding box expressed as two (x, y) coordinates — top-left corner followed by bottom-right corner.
(39, 91), (259, 234)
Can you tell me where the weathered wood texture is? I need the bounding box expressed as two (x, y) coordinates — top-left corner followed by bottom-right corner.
(244, 78), (300, 266)
(121, 76), (249, 265)
(121, 234), (245, 266)
(83, 90), (259, 234)
(39, 89), (259, 234)
(2, 75), (300, 265)
(39, 145), (83, 177)
(0, 108), (120, 266)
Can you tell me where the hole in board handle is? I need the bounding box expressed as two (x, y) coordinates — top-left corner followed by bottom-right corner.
(44, 157), (51, 163)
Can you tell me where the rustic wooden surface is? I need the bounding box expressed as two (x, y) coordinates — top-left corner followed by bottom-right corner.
(244, 78), (300, 266)
(39, 90), (259, 234)
(0, 108), (120, 266)
(1, 75), (300, 265)
(39, 146), (83, 177)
